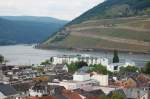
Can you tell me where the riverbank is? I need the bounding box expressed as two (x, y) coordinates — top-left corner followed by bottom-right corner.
(36, 44), (150, 54)
(0, 45), (149, 66)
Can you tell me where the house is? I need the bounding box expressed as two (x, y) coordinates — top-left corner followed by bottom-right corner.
(49, 72), (109, 90)
(76, 87), (105, 99)
(108, 88), (148, 99)
(107, 60), (135, 72)
(107, 63), (125, 72)
(50, 86), (68, 99)
(54, 64), (68, 73)
(114, 77), (137, 88)
(90, 73), (108, 86)
(0, 83), (18, 99)
(73, 72), (91, 81)
(124, 77), (137, 88)
(49, 79), (99, 90)
(29, 82), (48, 97)
(63, 89), (86, 99)
(136, 74), (150, 88)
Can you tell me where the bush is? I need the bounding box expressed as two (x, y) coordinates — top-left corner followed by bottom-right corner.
(143, 61), (150, 74)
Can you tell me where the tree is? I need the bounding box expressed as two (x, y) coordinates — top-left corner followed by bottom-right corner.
(75, 61), (88, 69)
(50, 57), (54, 63)
(89, 64), (108, 75)
(120, 66), (139, 74)
(143, 61), (150, 74)
(67, 63), (78, 73)
(40, 59), (51, 66)
(111, 93), (124, 99)
(0, 54), (4, 64)
(67, 61), (88, 73)
(113, 50), (119, 63)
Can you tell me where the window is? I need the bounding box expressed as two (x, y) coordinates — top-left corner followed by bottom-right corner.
(114, 66), (118, 70)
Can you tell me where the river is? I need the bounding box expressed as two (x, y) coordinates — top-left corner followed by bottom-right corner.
(0, 45), (150, 66)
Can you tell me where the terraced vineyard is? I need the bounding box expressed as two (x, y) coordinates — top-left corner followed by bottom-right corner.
(41, 0), (150, 53)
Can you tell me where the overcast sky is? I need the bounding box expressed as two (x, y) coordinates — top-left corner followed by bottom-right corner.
(0, 0), (105, 20)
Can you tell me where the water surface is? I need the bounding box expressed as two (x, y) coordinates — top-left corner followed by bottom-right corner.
(0, 45), (149, 66)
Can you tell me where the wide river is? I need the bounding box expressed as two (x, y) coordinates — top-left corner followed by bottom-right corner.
(0, 45), (150, 66)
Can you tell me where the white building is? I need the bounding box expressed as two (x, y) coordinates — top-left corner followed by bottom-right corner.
(73, 72), (91, 81)
(107, 60), (136, 72)
(0, 83), (18, 99)
(91, 74), (108, 86)
(48, 72), (109, 90)
(29, 86), (48, 97)
(52, 54), (109, 66)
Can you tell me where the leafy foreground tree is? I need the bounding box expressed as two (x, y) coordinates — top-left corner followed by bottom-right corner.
(111, 93), (124, 99)
(0, 54), (4, 64)
(143, 61), (150, 74)
(113, 50), (119, 63)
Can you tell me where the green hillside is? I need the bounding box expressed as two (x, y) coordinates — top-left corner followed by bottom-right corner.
(0, 16), (68, 45)
(41, 0), (150, 53)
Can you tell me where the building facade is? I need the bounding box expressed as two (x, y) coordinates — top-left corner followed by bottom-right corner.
(52, 54), (109, 66)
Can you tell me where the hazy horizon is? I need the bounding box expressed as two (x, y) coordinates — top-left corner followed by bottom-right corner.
(0, 0), (105, 20)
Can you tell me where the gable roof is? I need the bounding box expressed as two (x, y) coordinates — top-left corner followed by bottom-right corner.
(0, 83), (17, 96)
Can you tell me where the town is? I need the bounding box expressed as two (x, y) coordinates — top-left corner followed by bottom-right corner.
(0, 51), (150, 99)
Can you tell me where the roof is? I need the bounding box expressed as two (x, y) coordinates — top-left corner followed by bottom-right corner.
(54, 64), (66, 71)
(123, 88), (147, 98)
(39, 96), (56, 99)
(108, 89), (127, 98)
(0, 83), (17, 96)
(73, 88), (105, 98)
(108, 88), (147, 99)
(55, 94), (68, 99)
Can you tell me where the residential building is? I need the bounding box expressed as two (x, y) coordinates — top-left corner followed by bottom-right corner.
(114, 77), (137, 88)
(0, 83), (18, 99)
(52, 54), (109, 66)
(107, 60), (136, 72)
(73, 72), (91, 81)
(54, 64), (68, 73)
(91, 74), (108, 86)
(108, 88), (148, 99)
(29, 83), (48, 97)
(49, 72), (109, 90)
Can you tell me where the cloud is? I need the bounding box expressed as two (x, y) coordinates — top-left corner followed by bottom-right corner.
(0, 0), (105, 20)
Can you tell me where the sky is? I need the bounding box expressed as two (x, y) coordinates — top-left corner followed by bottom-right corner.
(0, 0), (105, 20)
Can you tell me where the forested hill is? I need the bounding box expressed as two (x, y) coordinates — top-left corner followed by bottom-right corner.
(69, 0), (150, 25)
(0, 16), (68, 45)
